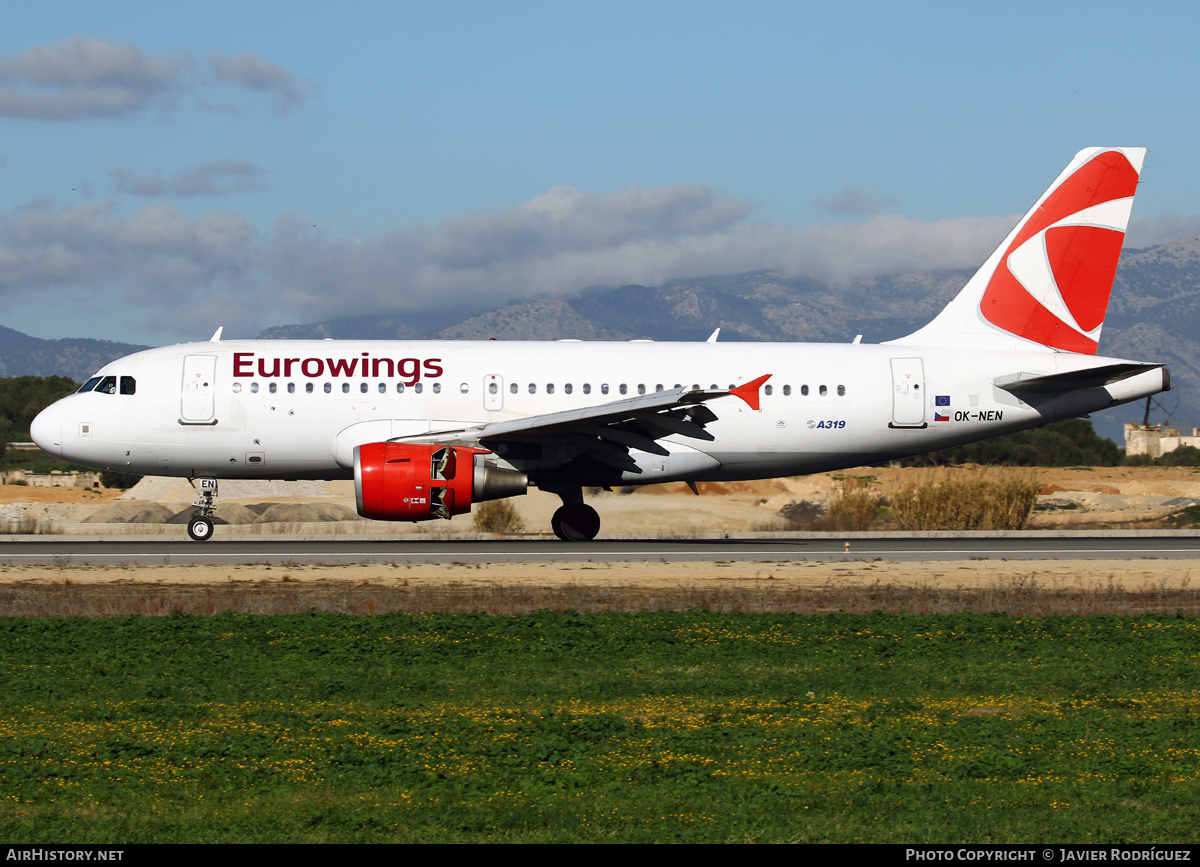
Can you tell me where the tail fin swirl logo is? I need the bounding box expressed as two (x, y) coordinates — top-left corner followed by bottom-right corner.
(978, 149), (1141, 354)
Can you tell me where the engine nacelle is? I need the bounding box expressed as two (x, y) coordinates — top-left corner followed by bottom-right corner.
(354, 442), (527, 521)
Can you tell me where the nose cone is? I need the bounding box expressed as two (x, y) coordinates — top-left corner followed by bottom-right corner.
(30, 402), (62, 457)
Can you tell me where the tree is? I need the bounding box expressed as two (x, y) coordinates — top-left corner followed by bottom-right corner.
(0, 376), (77, 470)
(901, 419), (1122, 467)
(0, 376), (77, 441)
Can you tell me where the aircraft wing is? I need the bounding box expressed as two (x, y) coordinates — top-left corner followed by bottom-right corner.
(391, 375), (769, 474)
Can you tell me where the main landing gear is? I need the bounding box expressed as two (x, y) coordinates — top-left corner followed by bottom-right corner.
(549, 488), (601, 541)
(187, 476), (219, 541)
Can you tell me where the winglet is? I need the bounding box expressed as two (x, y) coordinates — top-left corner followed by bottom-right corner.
(209, 326), (224, 342)
(730, 374), (771, 411)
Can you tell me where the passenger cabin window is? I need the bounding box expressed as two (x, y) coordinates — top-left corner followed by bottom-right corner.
(764, 385), (773, 396)
(601, 384), (609, 395)
(801, 385), (809, 396)
(432, 383), (441, 394)
(619, 384), (627, 395)
(783, 385), (791, 396)
(819, 385), (828, 396)
(269, 383), (278, 394)
(837, 385), (846, 396)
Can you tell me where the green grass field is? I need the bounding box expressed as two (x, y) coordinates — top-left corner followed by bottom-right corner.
(2, 610), (1198, 842)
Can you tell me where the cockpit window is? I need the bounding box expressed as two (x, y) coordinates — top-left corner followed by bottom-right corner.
(120, 376), (136, 395)
(96, 376), (117, 395)
(78, 377), (102, 393)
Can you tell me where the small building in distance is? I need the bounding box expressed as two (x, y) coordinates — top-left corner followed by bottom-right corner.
(1125, 424), (1200, 458)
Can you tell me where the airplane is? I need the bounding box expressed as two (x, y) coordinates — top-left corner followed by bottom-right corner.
(30, 147), (1170, 542)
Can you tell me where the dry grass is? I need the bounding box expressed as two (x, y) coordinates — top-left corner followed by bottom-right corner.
(890, 469), (1040, 530)
(0, 516), (60, 535)
(776, 476), (884, 531)
(473, 498), (524, 534)
(823, 476), (883, 530)
(3, 576), (1198, 618)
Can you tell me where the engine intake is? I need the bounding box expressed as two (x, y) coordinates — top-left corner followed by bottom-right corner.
(354, 442), (527, 521)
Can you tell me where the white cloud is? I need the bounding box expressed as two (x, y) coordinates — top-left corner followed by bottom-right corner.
(112, 160), (268, 197)
(0, 199), (257, 324)
(206, 51), (315, 114)
(814, 186), (896, 216)
(0, 181), (1191, 341)
(0, 36), (311, 120)
(1127, 214), (1200, 250)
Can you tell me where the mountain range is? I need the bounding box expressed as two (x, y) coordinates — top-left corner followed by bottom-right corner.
(7, 237), (1199, 445)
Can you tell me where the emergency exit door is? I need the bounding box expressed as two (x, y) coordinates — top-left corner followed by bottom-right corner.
(483, 375), (504, 411)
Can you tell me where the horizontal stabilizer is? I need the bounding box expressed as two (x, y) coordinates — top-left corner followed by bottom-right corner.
(995, 362), (1165, 394)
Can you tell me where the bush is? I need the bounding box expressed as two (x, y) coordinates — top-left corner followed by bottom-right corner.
(1123, 453), (1155, 467)
(777, 500), (824, 527)
(890, 470), (1039, 530)
(100, 470), (143, 489)
(1156, 445), (1200, 467)
(473, 498), (523, 534)
(902, 419), (1120, 467)
(824, 476), (882, 530)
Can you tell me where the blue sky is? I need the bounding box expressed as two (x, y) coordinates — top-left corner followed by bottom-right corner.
(2, 0), (1198, 345)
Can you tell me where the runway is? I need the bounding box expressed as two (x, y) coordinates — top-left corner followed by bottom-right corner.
(1, 533), (1198, 567)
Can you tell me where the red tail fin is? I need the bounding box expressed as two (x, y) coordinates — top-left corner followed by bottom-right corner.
(891, 148), (1145, 354)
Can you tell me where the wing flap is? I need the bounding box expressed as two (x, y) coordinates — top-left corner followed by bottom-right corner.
(387, 378), (769, 472)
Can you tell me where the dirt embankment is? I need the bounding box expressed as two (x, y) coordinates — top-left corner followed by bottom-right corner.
(1, 465), (1199, 535)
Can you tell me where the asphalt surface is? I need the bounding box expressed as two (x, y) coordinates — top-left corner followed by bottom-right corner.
(1, 534), (1199, 566)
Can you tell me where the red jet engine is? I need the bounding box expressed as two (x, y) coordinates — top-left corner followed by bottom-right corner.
(354, 442), (527, 521)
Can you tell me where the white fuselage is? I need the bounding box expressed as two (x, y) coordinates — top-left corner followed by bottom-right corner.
(30, 338), (1166, 487)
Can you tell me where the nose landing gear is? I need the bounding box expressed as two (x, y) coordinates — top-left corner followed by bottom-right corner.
(187, 476), (219, 541)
